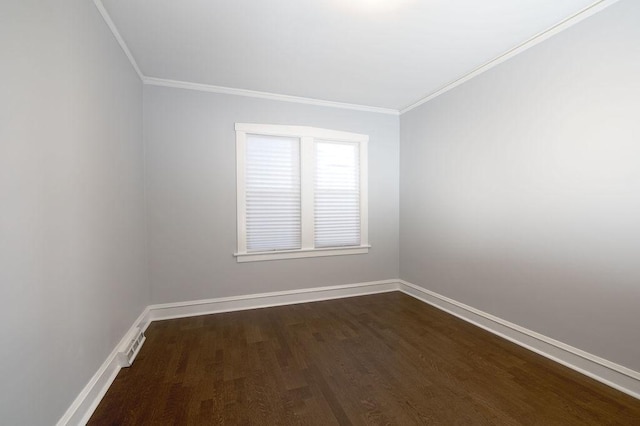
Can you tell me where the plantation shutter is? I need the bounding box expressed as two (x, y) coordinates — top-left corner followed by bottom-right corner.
(314, 140), (361, 248)
(245, 134), (301, 252)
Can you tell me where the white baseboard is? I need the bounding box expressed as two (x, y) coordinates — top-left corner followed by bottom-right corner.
(398, 280), (640, 400)
(56, 308), (151, 426)
(57, 280), (399, 425)
(148, 279), (400, 322)
(58, 277), (639, 425)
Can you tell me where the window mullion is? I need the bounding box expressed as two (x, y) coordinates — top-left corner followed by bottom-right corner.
(300, 136), (315, 249)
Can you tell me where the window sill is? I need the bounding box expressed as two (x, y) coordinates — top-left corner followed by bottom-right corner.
(234, 245), (370, 263)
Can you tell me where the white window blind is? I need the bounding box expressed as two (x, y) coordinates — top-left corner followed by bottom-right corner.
(245, 134), (301, 252)
(314, 141), (360, 248)
(236, 123), (368, 262)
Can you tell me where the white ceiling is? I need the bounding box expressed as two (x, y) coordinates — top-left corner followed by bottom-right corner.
(101, 0), (604, 111)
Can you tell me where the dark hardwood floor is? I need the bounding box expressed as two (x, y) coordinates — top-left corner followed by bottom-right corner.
(89, 292), (640, 425)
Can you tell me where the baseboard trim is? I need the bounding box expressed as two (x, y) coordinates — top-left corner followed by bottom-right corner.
(57, 280), (399, 425)
(398, 280), (640, 400)
(148, 280), (401, 322)
(59, 277), (639, 424)
(56, 307), (151, 426)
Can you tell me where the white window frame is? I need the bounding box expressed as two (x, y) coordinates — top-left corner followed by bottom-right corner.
(235, 123), (369, 262)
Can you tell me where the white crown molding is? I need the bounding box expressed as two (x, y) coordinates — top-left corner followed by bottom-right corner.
(399, 280), (640, 399)
(143, 77), (400, 115)
(58, 278), (639, 424)
(92, 1), (397, 113)
(93, 0), (144, 80)
(56, 307), (152, 426)
(400, 0), (622, 114)
(94, 0), (619, 116)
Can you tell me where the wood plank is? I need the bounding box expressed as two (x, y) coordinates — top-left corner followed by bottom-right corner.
(89, 292), (640, 425)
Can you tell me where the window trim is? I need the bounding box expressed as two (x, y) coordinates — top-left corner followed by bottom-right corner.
(235, 123), (369, 262)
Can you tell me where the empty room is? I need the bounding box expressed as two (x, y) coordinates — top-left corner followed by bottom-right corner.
(3, 0), (640, 424)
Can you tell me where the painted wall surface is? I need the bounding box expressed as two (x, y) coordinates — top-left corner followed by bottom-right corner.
(0, 1), (148, 424)
(144, 86), (399, 303)
(400, 0), (640, 372)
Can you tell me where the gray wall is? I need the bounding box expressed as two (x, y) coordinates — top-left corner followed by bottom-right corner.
(0, 1), (148, 424)
(144, 86), (399, 303)
(400, 0), (640, 372)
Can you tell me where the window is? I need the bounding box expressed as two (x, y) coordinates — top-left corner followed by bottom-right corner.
(235, 123), (369, 262)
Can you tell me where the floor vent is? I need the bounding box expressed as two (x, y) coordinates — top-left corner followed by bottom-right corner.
(118, 327), (146, 367)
